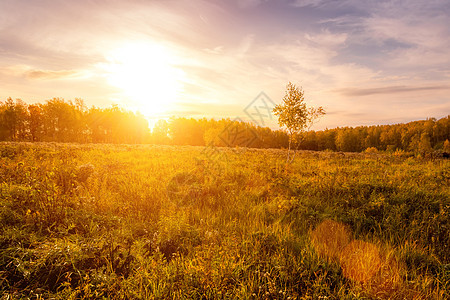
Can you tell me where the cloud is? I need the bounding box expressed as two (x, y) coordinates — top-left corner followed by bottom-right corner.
(203, 46), (224, 54)
(25, 69), (82, 80)
(310, 0), (450, 74)
(0, 64), (86, 80)
(236, 0), (267, 9)
(337, 85), (450, 97)
(290, 0), (326, 8)
(0, 0), (448, 129)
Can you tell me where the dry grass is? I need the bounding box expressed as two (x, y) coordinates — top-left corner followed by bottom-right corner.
(0, 143), (448, 298)
(309, 219), (351, 261)
(340, 240), (382, 283)
(310, 219), (446, 299)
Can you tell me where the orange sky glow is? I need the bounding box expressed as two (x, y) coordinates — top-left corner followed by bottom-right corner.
(0, 0), (449, 130)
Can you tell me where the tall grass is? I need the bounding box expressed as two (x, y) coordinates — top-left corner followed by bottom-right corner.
(0, 142), (448, 299)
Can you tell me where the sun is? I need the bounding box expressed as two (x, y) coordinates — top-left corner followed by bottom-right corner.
(104, 42), (185, 117)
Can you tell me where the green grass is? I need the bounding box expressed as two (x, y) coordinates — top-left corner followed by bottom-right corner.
(0, 142), (448, 299)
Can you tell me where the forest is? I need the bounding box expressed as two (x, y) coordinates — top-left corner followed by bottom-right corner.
(1, 97), (449, 154)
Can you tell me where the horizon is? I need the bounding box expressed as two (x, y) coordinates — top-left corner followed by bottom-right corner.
(4, 96), (448, 134)
(1, 0), (449, 130)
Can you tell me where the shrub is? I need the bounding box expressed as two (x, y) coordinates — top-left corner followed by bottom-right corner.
(365, 147), (378, 153)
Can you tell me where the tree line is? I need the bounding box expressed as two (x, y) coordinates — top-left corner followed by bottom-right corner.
(1, 98), (449, 153)
(0, 98), (148, 144)
(298, 117), (450, 153)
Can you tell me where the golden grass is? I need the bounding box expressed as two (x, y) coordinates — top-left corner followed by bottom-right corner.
(340, 240), (381, 283)
(310, 219), (438, 299)
(310, 219), (351, 261)
(0, 143), (448, 298)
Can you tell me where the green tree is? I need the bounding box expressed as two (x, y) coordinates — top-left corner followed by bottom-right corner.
(152, 119), (170, 144)
(273, 82), (325, 163)
(418, 132), (432, 155)
(169, 117), (204, 146)
(335, 128), (357, 152)
(28, 104), (43, 141)
(444, 139), (450, 153)
(0, 98), (29, 141)
(41, 98), (81, 142)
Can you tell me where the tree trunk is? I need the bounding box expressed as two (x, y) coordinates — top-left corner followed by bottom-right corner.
(286, 134), (292, 165)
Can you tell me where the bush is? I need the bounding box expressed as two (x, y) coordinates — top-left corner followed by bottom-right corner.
(365, 147), (378, 153)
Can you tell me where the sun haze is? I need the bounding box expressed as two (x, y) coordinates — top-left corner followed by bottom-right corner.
(0, 0), (449, 128)
(103, 42), (185, 117)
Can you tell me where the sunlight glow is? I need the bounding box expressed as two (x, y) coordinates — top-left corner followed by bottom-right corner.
(104, 42), (185, 117)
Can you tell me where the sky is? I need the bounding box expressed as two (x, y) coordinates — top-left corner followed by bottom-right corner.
(0, 0), (449, 130)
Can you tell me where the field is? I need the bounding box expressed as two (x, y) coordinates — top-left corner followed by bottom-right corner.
(0, 142), (449, 299)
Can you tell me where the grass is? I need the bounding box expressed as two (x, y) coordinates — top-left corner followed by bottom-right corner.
(0, 142), (448, 299)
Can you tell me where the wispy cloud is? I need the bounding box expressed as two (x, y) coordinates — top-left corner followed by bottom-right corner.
(337, 85), (450, 97)
(236, 0), (268, 9)
(290, 0), (326, 8)
(25, 69), (82, 80)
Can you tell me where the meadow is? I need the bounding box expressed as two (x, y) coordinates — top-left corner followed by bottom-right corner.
(0, 142), (448, 299)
